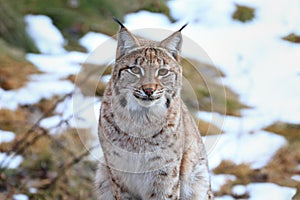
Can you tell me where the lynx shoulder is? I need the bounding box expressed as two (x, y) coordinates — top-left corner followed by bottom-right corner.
(95, 18), (214, 200)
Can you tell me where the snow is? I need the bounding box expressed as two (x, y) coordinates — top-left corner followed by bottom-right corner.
(25, 15), (66, 54)
(40, 115), (65, 134)
(215, 196), (234, 200)
(232, 184), (247, 196)
(29, 187), (37, 194)
(197, 111), (287, 169)
(247, 183), (296, 200)
(0, 153), (23, 169)
(211, 174), (236, 192)
(165, 0), (300, 124)
(124, 11), (172, 29)
(291, 175), (300, 182)
(79, 32), (111, 52)
(0, 130), (15, 143)
(206, 130), (286, 169)
(0, 80), (74, 110)
(26, 51), (85, 78)
(100, 75), (111, 83)
(13, 194), (29, 200)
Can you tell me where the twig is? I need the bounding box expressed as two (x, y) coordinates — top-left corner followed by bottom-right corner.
(47, 144), (99, 187)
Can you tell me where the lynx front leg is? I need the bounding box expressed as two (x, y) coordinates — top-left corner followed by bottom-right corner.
(95, 164), (114, 200)
(96, 164), (134, 200)
(180, 161), (214, 200)
(144, 166), (181, 200)
(110, 175), (134, 200)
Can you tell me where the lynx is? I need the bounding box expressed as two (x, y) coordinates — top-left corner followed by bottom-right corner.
(96, 18), (214, 200)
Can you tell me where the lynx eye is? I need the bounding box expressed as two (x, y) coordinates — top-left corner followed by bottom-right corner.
(128, 66), (142, 75)
(157, 68), (169, 76)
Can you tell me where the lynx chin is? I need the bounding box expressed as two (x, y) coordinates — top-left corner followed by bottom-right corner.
(95, 17), (214, 200)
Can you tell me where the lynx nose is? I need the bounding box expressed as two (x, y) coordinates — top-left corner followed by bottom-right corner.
(142, 84), (157, 97)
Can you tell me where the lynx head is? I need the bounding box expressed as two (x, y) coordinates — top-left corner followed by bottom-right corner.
(111, 18), (187, 111)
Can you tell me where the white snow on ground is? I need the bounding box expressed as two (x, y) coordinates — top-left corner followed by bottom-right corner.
(247, 183), (296, 200)
(211, 174), (236, 192)
(13, 194), (29, 200)
(25, 15), (66, 54)
(206, 130), (286, 169)
(26, 51), (85, 78)
(79, 32), (111, 52)
(197, 111), (287, 169)
(215, 195), (234, 200)
(291, 175), (300, 182)
(0, 130), (15, 143)
(0, 153), (23, 169)
(0, 79), (74, 110)
(167, 0), (300, 124)
(232, 184), (247, 196)
(39, 92), (101, 135)
(124, 11), (172, 29)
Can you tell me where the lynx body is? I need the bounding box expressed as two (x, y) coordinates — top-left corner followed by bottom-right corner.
(96, 19), (213, 200)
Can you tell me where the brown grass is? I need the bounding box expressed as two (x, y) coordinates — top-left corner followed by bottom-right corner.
(0, 39), (39, 90)
(265, 121), (300, 142)
(198, 119), (223, 136)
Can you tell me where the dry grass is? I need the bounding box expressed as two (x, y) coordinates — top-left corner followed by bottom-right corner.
(198, 119), (223, 136)
(0, 103), (98, 199)
(265, 121), (300, 142)
(282, 33), (300, 44)
(0, 39), (39, 90)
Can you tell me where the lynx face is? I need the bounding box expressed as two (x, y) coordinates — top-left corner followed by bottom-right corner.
(113, 47), (182, 109)
(111, 25), (184, 111)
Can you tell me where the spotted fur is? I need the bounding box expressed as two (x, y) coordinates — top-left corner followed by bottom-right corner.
(96, 20), (214, 200)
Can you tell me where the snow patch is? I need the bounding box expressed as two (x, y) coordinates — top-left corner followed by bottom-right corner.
(206, 131), (286, 169)
(211, 174), (236, 192)
(247, 183), (296, 200)
(0, 130), (15, 143)
(291, 175), (300, 182)
(79, 32), (111, 52)
(0, 153), (23, 169)
(232, 184), (247, 196)
(25, 15), (66, 54)
(13, 194), (29, 200)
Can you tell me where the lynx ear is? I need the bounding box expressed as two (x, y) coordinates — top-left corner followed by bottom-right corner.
(113, 17), (140, 59)
(160, 23), (188, 61)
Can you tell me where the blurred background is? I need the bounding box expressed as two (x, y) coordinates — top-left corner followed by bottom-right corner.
(0, 0), (299, 199)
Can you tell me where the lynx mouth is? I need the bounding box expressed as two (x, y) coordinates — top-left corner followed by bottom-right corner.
(133, 93), (161, 101)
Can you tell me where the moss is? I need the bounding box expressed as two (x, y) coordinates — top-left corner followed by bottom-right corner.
(5, 0), (171, 52)
(0, 0), (38, 52)
(232, 4), (255, 23)
(282, 33), (300, 44)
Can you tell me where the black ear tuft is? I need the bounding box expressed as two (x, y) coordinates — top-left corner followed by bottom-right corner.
(113, 17), (140, 59)
(178, 23), (188, 32)
(113, 16), (125, 28)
